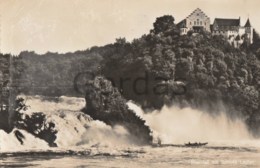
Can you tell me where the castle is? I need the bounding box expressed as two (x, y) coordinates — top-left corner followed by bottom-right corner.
(177, 8), (253, 47)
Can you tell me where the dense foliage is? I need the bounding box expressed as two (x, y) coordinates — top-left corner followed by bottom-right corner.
(11, 49), (103, 97)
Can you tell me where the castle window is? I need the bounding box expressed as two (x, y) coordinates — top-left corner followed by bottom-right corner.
(190, 22), (192, 25)
(200, 21), (202, 25)
(194, 21), (196, 25)
(205, 22), (206, 26)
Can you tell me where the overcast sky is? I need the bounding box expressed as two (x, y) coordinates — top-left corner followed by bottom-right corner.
(0, 0), (259, 55)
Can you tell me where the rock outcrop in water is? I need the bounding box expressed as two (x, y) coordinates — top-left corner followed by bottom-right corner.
(82, 76), (152, 145)
(15, 112), (58, 147)
(11, 98), (58, 147)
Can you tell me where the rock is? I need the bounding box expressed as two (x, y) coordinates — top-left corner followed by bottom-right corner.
(15, 112), (58, 147)
(83, 76), (152, 145)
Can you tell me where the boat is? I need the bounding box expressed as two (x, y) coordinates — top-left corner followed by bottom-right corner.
(184, 142), (208, 147)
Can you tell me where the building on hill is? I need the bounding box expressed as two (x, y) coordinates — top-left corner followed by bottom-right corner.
(177, 8), (254, 47)
(177, 8), (210, 35)
(212, 18), (253, 47)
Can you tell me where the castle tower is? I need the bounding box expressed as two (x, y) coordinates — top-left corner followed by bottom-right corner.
(244, 18), (253, 44)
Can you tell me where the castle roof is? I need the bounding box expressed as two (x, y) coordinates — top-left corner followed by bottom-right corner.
(214, 18), (240, 27)
(177, 8), (209, 29)
(177, 19), (187, 28)
(244, 18), (251, 27)
(187, 8), (210, 19)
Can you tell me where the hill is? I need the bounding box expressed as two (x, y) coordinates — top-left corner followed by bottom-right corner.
(100, 15), (260, 137)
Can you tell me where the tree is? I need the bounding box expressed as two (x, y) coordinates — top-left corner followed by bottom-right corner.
(153, 15), (175, 34)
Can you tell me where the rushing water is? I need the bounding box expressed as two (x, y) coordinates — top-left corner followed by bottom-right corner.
(0, 95), (259, 167)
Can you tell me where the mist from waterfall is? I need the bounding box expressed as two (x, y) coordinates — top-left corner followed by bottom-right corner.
(127, 102), (253, 145)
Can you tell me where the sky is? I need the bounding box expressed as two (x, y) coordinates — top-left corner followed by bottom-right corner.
(0, 0), (260, 55)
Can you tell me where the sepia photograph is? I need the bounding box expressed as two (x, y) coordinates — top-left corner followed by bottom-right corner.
(0, 0), (260, 167)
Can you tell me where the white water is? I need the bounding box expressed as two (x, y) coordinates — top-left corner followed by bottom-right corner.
(0, 95), (134, 152)
(0, 129), (49, 151)
(0, 95), (259, 167)
(1, 95), (259, 151)
(127, 102), (256, 146)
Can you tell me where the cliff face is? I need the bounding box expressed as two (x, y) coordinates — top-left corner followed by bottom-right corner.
(83, 76), (153, 145)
